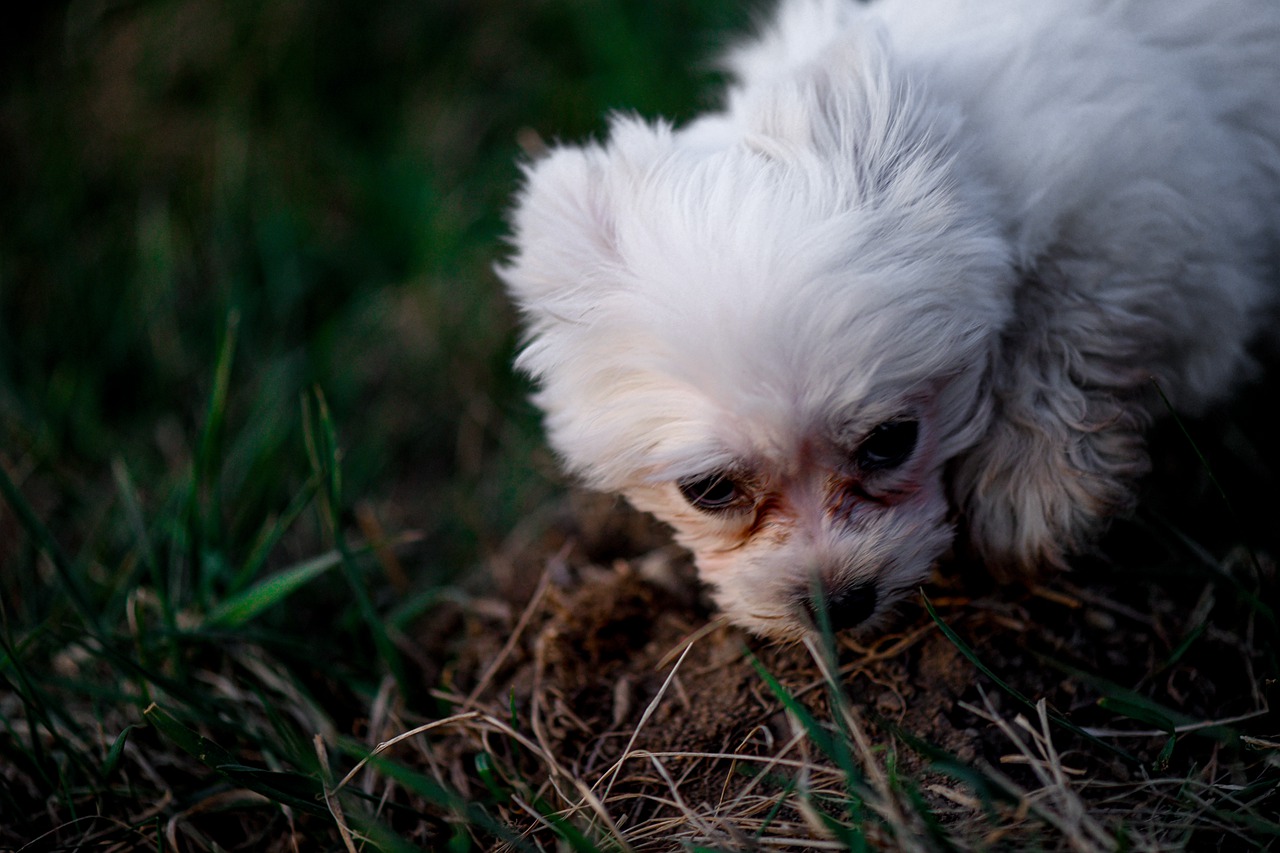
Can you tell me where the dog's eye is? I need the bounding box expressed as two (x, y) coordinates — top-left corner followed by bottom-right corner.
(856, 420), (919, 471)
(677, 472), (744, 512)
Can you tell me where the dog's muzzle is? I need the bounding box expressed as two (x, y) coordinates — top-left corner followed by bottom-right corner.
(804, 581), (878, 632)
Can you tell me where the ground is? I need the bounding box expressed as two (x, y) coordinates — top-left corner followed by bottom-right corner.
(398, 446), (1279, 849)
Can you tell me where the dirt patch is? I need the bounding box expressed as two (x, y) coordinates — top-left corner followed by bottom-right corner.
(410, 491), (1278, 848)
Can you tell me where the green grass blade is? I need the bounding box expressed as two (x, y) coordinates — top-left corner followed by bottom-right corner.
(878, 712), (1041, 826)
(112, 458), (177, 639)
(1037, 652), (1243, 752)
(143, 702), (239, 765)
(752, 767), (802, 841)
(111, 458), (161, 584)
(1095, 695), (1176, 734)
(203, 549), (343, 628)
(144, 703), (329, 816)
(1095, 695), (1178, 770)
(747, 652), (854, 781)
(101, 724), (138, 781)
(184, 309), (242, 611)
(303, 388), (408, 694)
(747, 649), (869, 840)
(474, 752), (511, 805)
(895, 769), (960, 853)
(303, 388), (343, 523)
(196, 309), (239, 498)
(1159, 619), (1209, 675)
(351, 748), (541, 851)
(229, 474), (322, 594)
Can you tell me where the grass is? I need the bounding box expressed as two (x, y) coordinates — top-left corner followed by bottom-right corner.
(2, 0), (1278, 850)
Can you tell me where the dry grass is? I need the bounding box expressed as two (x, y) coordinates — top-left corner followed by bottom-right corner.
(289, 497), (1276, 850)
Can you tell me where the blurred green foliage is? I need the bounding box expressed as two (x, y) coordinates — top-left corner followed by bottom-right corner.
(0, 0), (749, 578)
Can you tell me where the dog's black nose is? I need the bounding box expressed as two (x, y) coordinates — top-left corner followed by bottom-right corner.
(806, 582), (878, 632)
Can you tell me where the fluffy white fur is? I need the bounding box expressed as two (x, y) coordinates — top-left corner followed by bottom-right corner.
(500, 0), (1280, 639)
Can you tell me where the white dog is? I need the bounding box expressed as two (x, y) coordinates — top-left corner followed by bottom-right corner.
(500, 0), (1280, 639)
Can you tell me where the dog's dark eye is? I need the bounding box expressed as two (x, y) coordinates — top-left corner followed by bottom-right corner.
(856, 420), (919, 471)
(677, 472), (744, 512)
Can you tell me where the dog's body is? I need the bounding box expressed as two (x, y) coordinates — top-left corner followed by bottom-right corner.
(501, 0), (1280, 639)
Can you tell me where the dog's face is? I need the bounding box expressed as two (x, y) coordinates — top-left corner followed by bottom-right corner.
(621, 391), (959, 638)
(502, 70), (1015, 637)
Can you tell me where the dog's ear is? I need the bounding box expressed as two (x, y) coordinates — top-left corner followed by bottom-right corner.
(498, 119), (698, 490)
(952, 265), (1154, 575)
(500, 117), (678, 309)
(499, 145), (620, 309)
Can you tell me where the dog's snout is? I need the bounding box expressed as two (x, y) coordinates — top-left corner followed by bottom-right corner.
(805, 582), (878, 632)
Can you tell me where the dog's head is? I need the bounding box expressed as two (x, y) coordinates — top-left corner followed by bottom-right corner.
(501, 54), (1015, 638)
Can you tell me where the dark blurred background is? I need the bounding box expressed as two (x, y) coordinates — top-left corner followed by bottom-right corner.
(0, 0), (751, 587)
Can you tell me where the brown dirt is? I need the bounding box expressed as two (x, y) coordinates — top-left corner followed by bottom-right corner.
(406, 483), (1279, 849)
